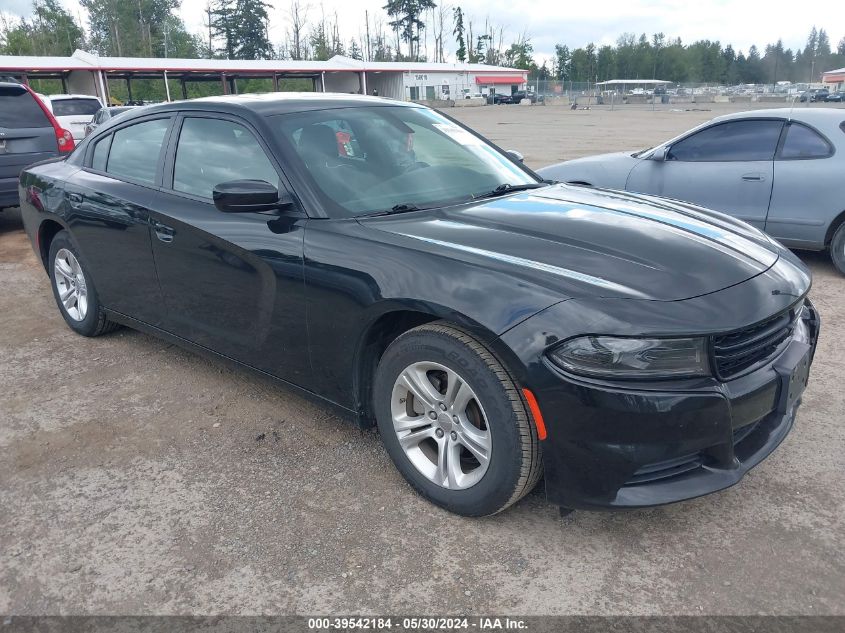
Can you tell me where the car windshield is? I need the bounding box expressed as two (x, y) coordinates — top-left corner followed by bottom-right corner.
(51, 98), (101, 116)
(269, 105), (539, 217)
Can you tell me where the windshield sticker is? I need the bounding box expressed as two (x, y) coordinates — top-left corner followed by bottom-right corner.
(433, 123), (482, 145)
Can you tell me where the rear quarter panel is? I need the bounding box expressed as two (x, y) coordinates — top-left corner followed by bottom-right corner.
(18, 159), (78, 263)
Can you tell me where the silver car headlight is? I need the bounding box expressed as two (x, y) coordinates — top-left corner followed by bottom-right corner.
(793, 316), (810, 345)
(547, 336), (711, 379)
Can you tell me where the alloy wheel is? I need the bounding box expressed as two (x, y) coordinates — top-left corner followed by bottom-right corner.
(390, 361), (492, 489)
(53, 248), (88, 322)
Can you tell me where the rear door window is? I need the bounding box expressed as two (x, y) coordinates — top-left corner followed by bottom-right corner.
(779, 123), (832, 159)
(0, 86), (51, 128)
(668, 120), (784, 162)
(106, 118), (170, 185)
(50, 99), (102, 117)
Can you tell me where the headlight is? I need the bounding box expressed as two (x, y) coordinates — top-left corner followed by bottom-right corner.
(793, 316), (810, 344)
(547, 336), (710, 379)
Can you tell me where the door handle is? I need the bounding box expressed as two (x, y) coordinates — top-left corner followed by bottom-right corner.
(151, 219), (175, 243)
(741, 173), (765, 182)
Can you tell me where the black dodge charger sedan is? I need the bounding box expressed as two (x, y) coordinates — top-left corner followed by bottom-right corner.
(19, 93), (820, 516)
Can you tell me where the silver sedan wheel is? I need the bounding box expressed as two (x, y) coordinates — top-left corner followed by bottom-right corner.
(391, 361), (492, 489)
(53, 248), (88, 322)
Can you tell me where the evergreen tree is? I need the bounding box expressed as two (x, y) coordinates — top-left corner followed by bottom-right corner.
(452, 7), (466, 63)
(553, 44), (570, 80)
(349, 39), (363, 60)
(233, 0), (273, 59)
(209, 0), (236, 58)
(383, 0), (436, 61)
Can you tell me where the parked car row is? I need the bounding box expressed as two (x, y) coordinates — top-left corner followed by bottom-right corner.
(17, 93), (820, 517)
(798, 88), (845, 103)
(489, 91), (542, 105)
(0, 79), (138, 210)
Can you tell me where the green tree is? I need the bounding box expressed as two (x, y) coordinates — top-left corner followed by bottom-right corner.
(81, 0), (197, 58)
(309, 19), (331, 61)
(383, 0), (436, 61)
(503, 35), (533, 70)
(209, 0), (236, 57)
(209, 0), (272, 59)
(233, 0), (273, 59)
(553, 44), (570, 80)
(0, 0), (85, 56)
(596, 45), (616, 81)
(452, 7), (466, 63)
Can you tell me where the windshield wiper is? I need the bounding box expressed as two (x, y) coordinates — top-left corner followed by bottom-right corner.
(472, 182), (547, 201)
(363, 203), (425, 217)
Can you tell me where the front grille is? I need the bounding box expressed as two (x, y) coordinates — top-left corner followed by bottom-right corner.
(712, 308), (796, 379)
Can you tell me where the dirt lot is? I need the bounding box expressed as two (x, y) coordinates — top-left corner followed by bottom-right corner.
(1, 102), (843, 616)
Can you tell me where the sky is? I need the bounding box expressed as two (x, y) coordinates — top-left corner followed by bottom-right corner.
(2, 0), (844, 64)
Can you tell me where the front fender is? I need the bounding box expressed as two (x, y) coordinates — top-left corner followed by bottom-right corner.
(537, 153), (638, 188)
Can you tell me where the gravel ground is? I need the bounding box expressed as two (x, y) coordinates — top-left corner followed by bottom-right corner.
(1, 102), (843, 616)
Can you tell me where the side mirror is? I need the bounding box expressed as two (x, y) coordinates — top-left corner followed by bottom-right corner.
(650, 146), (668, 162)
(506, 149), (525, 163)
(213, 179), (293, 213)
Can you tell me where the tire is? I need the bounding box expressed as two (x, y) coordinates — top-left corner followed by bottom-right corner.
(831, 222), (845, 275)
(373, 322), (542, 516)
(48, 230), (119, 337)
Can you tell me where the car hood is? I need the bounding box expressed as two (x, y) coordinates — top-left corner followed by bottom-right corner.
(362, 184), (784, 302)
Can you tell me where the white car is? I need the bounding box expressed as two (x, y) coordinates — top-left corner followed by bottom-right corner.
(42, 94), (103, 141)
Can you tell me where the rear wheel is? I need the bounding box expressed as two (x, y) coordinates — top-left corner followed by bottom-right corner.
(831, 223), (845, 275)
(48, 231), (119, 337)
(373, 322), (542, 516)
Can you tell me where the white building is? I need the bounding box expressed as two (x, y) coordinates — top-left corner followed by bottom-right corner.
(822, 67), (845, 91)
(0, 50), (527, 103)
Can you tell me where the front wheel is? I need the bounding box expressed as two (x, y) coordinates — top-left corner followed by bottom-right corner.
(373, 322), (542, 516)
(830, 222), (845, 275)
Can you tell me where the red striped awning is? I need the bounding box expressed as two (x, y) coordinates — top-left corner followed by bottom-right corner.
(475, 75), (524, 85)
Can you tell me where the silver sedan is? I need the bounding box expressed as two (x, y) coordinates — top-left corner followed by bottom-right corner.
(538, 108), (845, 274)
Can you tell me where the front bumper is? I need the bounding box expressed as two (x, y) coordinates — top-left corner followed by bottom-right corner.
(503, 299), (820, 511)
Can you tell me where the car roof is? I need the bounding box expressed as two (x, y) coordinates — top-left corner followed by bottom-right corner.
(128, 92), (420, 118)
(0, 80), (28, 93)
(46, 94), (101, 101)
(712, 107), (845, 126)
